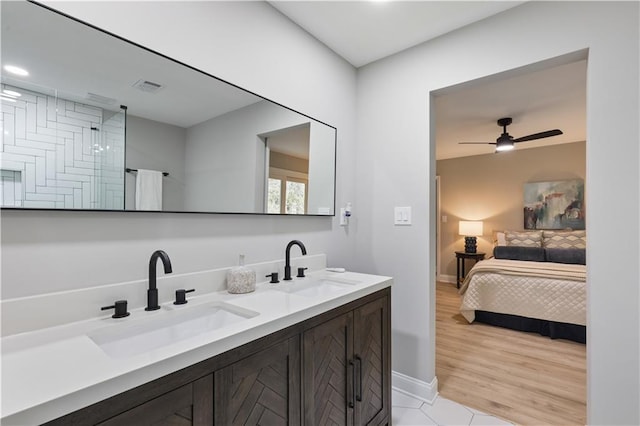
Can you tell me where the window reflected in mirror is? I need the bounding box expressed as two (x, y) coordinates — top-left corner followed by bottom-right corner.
(264, 124), (309, 214)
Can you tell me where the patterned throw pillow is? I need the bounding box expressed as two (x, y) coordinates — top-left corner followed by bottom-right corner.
(505, 230), (543, 247)
(543, 230), (587, 249)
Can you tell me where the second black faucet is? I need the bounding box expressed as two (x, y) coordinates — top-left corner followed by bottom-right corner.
(146, 250), (173, 311)
(284, 240), (307, 281)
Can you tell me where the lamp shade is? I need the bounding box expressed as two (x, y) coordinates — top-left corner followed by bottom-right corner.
(459, 221), (483, 236)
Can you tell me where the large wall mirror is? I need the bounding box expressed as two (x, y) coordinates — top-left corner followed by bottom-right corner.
(0, 1), (336, 215)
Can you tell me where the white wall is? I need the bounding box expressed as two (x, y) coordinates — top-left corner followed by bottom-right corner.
(355, 1), (638, 423)
(125, 115), (186, 211)
(1, 2), (357, 299)
(184, 100), (309, 213)
(308, 121), (336, 215)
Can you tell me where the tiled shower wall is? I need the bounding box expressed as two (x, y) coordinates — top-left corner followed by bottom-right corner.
(0, 84), (124, 209)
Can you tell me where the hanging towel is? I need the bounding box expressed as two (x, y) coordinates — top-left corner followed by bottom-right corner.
(135, 169), (163, 211)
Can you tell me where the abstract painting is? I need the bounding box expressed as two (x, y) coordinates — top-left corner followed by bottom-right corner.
(523, 179), (585, 230)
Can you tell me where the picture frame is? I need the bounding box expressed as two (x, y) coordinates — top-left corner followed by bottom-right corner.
(523, 179), (585, 230)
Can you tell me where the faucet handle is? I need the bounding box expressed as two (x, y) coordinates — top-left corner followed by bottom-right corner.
(174, 288), (195, 305)
(101, 300), (130, 318)
(266, 272), (279, 283)
(297, 267), (308, 278)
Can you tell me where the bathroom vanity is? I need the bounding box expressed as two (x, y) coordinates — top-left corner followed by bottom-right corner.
(47, 288), (389, 425)
(1, 261), (391, 425)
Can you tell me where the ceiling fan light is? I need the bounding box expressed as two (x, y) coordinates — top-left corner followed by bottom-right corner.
(496, 143), (514, 152)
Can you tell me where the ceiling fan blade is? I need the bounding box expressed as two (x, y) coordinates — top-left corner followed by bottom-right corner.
(458, 142), (496, 145)
(513, 129), (563, 142)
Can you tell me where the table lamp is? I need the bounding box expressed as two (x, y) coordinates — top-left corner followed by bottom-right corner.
(459, 221), (483, 253)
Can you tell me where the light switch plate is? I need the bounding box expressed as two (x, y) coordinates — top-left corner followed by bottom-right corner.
(394, 206), (412, 226)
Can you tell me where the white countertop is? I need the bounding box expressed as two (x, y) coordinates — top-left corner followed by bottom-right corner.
(0, 270), (391, 425)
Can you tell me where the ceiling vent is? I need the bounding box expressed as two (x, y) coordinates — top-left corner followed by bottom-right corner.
(133, 79), (163, 93)
(86, 92), (117, 105)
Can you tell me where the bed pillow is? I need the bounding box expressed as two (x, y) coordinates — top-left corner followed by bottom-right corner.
(492, 230), (507, 247)
(542, 230), (586, 249)
(505, 230), (543, 247)
(545, 248), (586, 265)
(494, 246), (546, 262)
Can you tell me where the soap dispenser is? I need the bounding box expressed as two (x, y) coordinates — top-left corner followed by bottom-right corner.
(227, 254), (256, 294)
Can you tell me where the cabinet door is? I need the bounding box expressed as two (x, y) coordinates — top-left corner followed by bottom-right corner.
(214, 336), (301, 425)
(303, 312), (354, 426)
(96, 375), (213, 426)
(353, 296), (390, 425)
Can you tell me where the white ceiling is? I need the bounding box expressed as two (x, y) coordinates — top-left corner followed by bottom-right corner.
(434, 59), (587, 160)
(268, 1), (526, 68)
(269, 0), (586, 160)
(264, 123), (311, 159)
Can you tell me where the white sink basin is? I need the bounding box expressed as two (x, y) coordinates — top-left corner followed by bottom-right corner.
(88, 302), (259, 359)
(275, 276), (361, 298)
(290, 282), (350, 298)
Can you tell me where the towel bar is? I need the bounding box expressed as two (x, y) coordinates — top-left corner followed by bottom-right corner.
(126, 168), (169, 177)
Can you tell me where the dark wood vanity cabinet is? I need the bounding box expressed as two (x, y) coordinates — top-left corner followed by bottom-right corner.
(214, 336), (301, 425)
(303, 296), (390, 426)
(96, 375), (213, 426)
(45, 288), (390, 426)
(353, 296), (390, 425)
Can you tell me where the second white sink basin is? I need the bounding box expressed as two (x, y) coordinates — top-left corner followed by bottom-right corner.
(88, 302), (259, 359)
(275, 276), (360, 298)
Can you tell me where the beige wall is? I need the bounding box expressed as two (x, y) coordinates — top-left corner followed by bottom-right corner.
(437, 141), (586, 278)
(270, 151), (309, 174)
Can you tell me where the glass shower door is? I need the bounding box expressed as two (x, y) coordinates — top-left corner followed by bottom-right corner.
(94, 107), (126, 210)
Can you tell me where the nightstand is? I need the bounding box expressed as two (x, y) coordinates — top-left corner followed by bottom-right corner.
(455, 251), (485, 289)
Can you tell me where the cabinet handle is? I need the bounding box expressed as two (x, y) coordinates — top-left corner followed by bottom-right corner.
(348, 360), (355, 408)
(355, 355), (363, 402)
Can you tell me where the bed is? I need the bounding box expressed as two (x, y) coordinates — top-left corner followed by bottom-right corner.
(458, 230), (587, 343)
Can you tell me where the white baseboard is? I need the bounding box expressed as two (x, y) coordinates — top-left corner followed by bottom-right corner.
(437, 274), (456, 284)
(392, 371), (438, 405)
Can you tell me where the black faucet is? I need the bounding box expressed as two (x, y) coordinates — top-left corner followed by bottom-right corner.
(284, 240), (307, 281)
(146, 250), (172, 311)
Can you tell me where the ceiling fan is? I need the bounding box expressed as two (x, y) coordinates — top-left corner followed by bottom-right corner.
(459, 117), (563, 152)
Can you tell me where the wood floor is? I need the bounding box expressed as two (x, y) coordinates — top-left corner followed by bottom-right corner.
(435, 281), (586, 425)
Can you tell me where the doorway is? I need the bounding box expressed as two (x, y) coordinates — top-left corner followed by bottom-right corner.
(260, 123), (310, 214)
(431, 54), (588, 424)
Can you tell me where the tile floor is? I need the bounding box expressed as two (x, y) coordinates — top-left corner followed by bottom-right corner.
(392, 389), (514, 426)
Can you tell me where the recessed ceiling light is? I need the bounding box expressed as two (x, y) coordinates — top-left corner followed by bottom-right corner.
(3, 65), (29, 76)
(2, 89), (22, 97)
(0, 95), (17, 103)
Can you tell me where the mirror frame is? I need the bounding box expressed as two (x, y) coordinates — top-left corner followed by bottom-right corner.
(1, 1), (336, 217)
